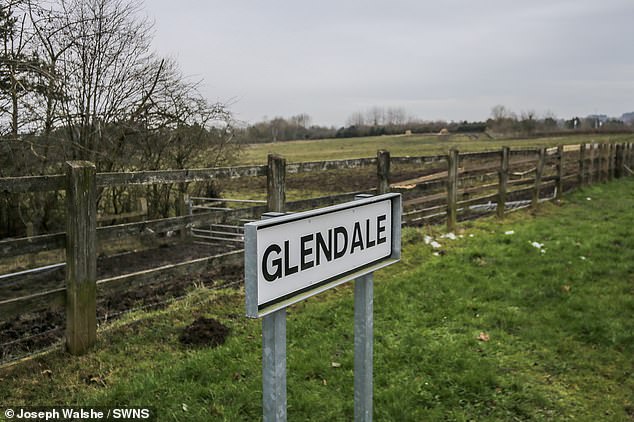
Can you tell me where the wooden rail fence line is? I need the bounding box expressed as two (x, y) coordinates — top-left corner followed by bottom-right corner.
(0, 142), (633, 355)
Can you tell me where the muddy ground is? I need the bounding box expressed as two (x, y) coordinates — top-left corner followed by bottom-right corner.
(0, 242), (243, 363)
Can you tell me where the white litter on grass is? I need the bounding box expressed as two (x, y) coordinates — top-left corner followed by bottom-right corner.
(424, 235), (433, 245)
(469, 234), (475, 238)
(433, 252), (440, 256)
(430, 241), (442, 249)
(586, 197), (592, 201)
(505, 230), (515, 235)
(580, 256), (587, 260)
(441, 232), (458, 240)
(530, 241), (544, 249)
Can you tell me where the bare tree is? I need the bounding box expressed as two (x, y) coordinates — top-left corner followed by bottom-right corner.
(367, 106), (384, 126)
(520, 110), (537, 135)
(1, 0), (238, 232)
(490, 104), (509, 121)
(386, 107), (406, 127)
(346, 111), (365, 127)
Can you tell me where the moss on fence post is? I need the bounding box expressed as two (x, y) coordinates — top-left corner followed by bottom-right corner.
(65, 161), (97, 355)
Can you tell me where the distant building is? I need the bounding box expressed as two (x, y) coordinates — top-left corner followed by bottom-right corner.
(621, 112), (634, 124)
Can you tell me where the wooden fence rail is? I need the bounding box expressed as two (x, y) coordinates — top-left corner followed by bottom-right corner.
(1, 142), (632, 356)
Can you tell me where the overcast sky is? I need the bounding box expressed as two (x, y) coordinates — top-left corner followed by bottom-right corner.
(144, 0), (634, 126)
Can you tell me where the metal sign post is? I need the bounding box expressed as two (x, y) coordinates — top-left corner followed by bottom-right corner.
(245, 194), (401, 422)
(353, 193), (374, 422)
(354, 272), (373, 421)
(259, 212), (288, 422)
(262, 308), (287, 422)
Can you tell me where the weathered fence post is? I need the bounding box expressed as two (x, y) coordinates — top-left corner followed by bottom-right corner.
(377, 150), (390, 194)
(177, 184), (189, 240)
(588, 143), (595, 185)
(608, 144), (616, 181)
(532, 148), (545, 209)
(497, 146), (509, 219)
(601, 144), (608, 182)
(578, 143), (586, 187)
(615, 143), (625, 179)
(65, 161), (97, 355)
(596, 143), (602, 183)
(447, 149), (459, 232)
(263, 153), (287, 422)
(556, 145), (564, 199)
(267, 154), (286, 214)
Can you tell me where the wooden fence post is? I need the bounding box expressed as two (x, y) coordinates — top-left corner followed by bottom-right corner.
(377, 150), (390, 195)
(267, 154), (286, 213)
(447, 149), (459, 232)
(177, 184), (189, 240)
(608, 144), (616, 180)
(596, 144), (602, 182)
(556, 145), (564, 199)
(615, 144), (624, 179)
(532, 148), (546, 209)
(606, 143), (612, 182)
(497, 146), (509, 219)
(65, 161), (97, 355)
(588, 143), (595, 185)
(578, 143), (586, 187)
(601, 144), (610, 182)
(595, 143), (601, 182)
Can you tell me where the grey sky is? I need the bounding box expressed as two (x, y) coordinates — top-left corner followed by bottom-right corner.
(144, 1), (634, 126)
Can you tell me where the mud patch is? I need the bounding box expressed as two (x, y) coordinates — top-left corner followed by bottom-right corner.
(0, 263), (243, 364)
(179, 317), (230, 348)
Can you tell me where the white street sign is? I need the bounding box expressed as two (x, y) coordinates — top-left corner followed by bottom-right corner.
(245, 193), (401, 317)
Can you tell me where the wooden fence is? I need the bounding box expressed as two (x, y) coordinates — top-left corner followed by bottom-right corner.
(0, 142), (633, 355)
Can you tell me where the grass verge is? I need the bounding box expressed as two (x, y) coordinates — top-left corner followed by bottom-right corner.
(1, 179), (633, 421)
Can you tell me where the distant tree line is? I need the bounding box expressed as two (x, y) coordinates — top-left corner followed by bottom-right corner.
(1, 0), (237, 236)
(237, 105), (632, 145)
(487, 105), (632, 136)
(236, 107), (487, 144)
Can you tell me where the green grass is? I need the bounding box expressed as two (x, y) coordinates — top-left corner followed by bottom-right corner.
(1, 179), (634, 421)
(237, 133), (634, 165)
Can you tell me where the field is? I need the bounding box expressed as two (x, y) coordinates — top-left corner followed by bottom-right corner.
(1, 178), (632, 421)
(221, 132), (634, 200)
(235, 133), (634, 165)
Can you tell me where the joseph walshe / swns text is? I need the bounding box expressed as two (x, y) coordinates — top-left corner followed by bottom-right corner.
(3, 407), (153, 420)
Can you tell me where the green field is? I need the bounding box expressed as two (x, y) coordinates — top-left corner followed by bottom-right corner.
(236, 133), (634, 165)
(1, 178), (633, 421)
